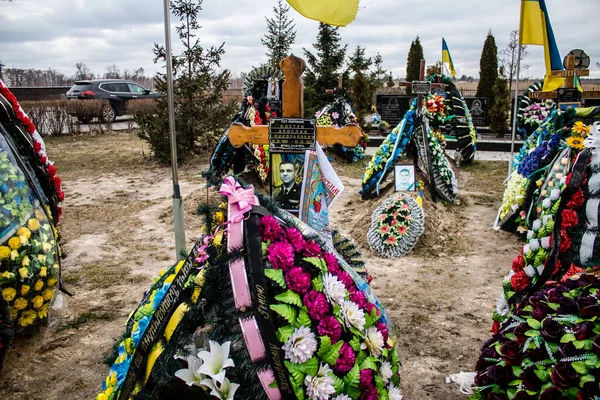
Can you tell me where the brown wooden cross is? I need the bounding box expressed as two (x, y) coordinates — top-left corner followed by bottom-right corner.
(326, 74), (351, 98)
(395, 59), (446, 107)
(227, 55), (362, 148)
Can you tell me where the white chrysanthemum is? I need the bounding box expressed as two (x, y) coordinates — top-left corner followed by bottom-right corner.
(323, 273), (346, 305)
(532, 219), (542, 231)
(523, 244), (531, 255)
(381, 361), (393, 383)
(541, 236), (551, 249)
(529, 238), (540, 251)
(332, 395), (352, 400)
(495, 294), (509, 317)
(388, 383), (403, 400)
(527, 230), (534, 240)
(304, 363), (336, 400)
(283, 326), (317, 364)
(341, 300), (365, 331)
(542, 198), (552, 209)
(524, 265), (536, 278)
(550, 188), (561, 200)
(361, 326), (384, 356)
(537, 265), (544, 275)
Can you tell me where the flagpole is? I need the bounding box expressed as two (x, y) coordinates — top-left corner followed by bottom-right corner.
(508, 43), (522, 178)
(163, 0), (187, 260)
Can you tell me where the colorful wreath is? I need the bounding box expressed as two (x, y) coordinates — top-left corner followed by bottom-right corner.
(367, 193), (424, 258)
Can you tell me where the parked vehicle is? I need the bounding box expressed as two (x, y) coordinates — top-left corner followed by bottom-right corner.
(66, 79), (161, 122)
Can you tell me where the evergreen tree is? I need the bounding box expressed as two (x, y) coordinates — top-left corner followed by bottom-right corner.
(476, 31), (499, 109)
(261, 0), (297, 68)
(348, 45), (373, 118)
(303, 23), (347, 116)
(405, 36), (424, 95)
(385, 73), (395, 88)
(489, 67), (510, 137)
(136, 0), (236, 163)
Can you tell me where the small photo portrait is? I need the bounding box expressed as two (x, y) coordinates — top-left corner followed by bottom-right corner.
(394, 164), (416, 192)
(271, 153), (305, 212)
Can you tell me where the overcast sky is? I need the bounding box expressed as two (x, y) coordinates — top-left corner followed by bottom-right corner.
(1, 0), (599, 81)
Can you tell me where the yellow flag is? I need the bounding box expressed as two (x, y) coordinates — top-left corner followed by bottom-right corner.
(286, 0), (359, 27)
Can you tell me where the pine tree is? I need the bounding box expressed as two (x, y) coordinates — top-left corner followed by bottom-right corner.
(385, 73), (395, 88)
(348, 45), (373, 118)
(489, 67), (510, 137)
(476, 31), (499, 109)
(405, 36), (424, 95)
(261, 0), (297, 68)
(303, 23), (347, 117)
(136, 0), (236, 163)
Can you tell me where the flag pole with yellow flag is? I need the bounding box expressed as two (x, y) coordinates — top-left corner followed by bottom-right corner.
(441, 38), (456, 77)
(285, 0), (359, 27)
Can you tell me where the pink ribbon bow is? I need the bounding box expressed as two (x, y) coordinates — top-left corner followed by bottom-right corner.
(219, 176), (258, 222)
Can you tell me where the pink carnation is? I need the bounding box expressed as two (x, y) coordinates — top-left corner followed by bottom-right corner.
(376, 322), (389, 345)
(359, 389), (379, 400)
(304, 291), (329, 320)
(364, 302), (380, 316)
(349, 289), (367, 309)
(334, 343), (356, 373)
(260, 215), (283, 241)
(337, 271), (354, 289)
(359, 369), (374, 391)
(283, 227), (305, 252)
(323, 252), (340, 274)
(285, 266), (311, 294)
(303, 240), (322, 257)
(317, 316), (342, 343)
(267, 241), (295, 270)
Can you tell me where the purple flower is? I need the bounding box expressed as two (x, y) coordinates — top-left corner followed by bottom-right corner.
(539, 386), (565, 400)
(520, 366), (543, 391)
(359, 369), (374, 391)
(573, 322), (595, 340)
(376, 322), (389, 345)
(349, 288), (367, 309)
(303, 240), (322, 257)
(317, 316), (342, 343)
(323, 252), (340, 274)
(359, 389), (379, 400)
(513, 323), (530, 343)
(550, 362), (578, 388)
(548, 286), (569, 303)
(486, 365), (511, 387)
(540, 318), (564, 341)
(578, 295), (600, 318)
(283, 227), (305, 252)
(528, 346), (550, 362)
(260, 215), (283, 241)
(500, 341), (525, 366)
(558, 342), (578, 360)
(557, 297), (579, 315)
(334, 343), (355, 373)
(364, 302), (380, 316)
(267, 241), (295, 270)
(303, 291), (329, 320)
(476, 346), (499, 370)
(336, 271), (354, 289)
(285, 266), (311, 294)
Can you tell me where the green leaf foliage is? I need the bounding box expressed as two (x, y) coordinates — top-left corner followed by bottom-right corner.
(303, 257), (328, 273)
(296, 306), (311, 328)
(317, 336), (344, 366)
(275, 290), (302, 307)
(265, 268), (287, 288)
(276, 325), (295, 343)
(270, 304), (297, 324)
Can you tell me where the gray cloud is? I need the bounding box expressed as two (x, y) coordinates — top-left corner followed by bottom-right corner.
(1, 0), (599, 82)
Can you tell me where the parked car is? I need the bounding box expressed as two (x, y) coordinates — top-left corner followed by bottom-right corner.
(66, 79), (161, 122)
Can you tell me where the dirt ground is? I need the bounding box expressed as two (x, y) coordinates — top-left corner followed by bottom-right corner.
(0, 131), (521, 399)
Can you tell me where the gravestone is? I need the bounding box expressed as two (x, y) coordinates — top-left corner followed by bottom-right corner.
(375, 95), (412, 127)
(464, 97), (489, 126)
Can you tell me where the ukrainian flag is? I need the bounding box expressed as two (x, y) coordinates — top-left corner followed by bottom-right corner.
(519, 0), (564, 92)
(286, 0), (359, 27)
(441, 38), (456, 77)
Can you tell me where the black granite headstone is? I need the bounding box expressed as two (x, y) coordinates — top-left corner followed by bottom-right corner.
(464, 97), (489, 126)
(375, 95), (412, 127)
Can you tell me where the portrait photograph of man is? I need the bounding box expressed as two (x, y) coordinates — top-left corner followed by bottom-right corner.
(271, 153), (305, 212)
(394, 165), (416, 191)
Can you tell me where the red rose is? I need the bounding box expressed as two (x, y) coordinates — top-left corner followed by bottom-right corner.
(58, 190), (65, 201)
(561, 209), (579, 228)
(512, 255), (525, 272)
(567, 189), (585, 209)
(47, 165), (57, 176)
(33, 142), (42, 153)
(271, 112), (277, 117)
(559, 229), (571, 253)
(511, 271), (530, 292)
(40, 155), (47, 164)
(53, 176), (62, 189)
(491, 320), (500, 334)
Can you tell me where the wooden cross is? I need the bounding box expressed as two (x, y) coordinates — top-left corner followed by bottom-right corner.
(326, 75), (351, 98)
(531, 55), (599, 105)
(395, 60), (446, 107)
(227, 55), (362, 148)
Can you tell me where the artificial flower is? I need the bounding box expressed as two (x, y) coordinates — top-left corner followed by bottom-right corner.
(267, 241), (295, 270)
(304, 363), (335, 400)
(175, 346), (206, 387)
(322, 273), (346, 305)
(388, 383), (403, 400)
(495, 294), (509, 317)
(304, 291), (329, 320)
(566, 136), (585, 150)
(317, 316), (342, 343)
(380, 361), (393, 383)
(39, 266), (47, 277)
(0, 246), (10, 259)
(572, 121), (590, 136)
(37, 303), (49, 319)
(511, 271), (530, 292)
(17, 227), (31, 239)
(286, 266), (311, 294)
(13, 297), (28, 310)
(47, 277), (57, 287)
(283, 326), (317, 364)
(27, 218), (39, 231)
(20, 285), (30, 296)
(32, 295), (44, 309)
(361, 326), (384, 356)
(8, 237), (20, 250)
(197, 341), (235, 385)
(19, 309), (37, 326)
(200, 377), (240, 400)
(34, 280), (44, 291)
(334, 343), (356, 373)
(2, 287), (17, 302)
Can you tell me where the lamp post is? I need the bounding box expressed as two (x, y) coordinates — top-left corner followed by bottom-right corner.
(162, 0), (186, 260)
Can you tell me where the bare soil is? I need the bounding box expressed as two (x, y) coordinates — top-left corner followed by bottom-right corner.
(0, 131), (521, 399)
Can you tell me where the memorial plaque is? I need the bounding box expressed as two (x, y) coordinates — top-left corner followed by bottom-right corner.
(411, 81), (431, 95)
(464, 97), (489, 127)
(558, 88), (581, 103)
(375, 95), (412, 127)
(269, 118), (316, 152)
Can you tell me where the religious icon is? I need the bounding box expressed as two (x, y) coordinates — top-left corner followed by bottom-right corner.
(394, 164), (416, 191)
(271, 153), (305, 212)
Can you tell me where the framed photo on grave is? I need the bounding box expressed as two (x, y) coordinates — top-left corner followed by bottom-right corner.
(394, 164), (416, 192)
(271, 153), (306, 213)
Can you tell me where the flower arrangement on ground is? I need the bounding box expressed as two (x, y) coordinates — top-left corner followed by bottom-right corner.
(367, 193), (424, 258)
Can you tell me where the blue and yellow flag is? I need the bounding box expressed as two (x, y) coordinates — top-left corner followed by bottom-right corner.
(519, 0), (564, 92)
(285, 0), (359, 27)
(441, 38), (456, 77)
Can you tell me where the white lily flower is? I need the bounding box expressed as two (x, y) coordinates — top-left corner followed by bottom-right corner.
(174, 343), (206, 387)
(198, 341), (235, 385)
(201, 377), (240, 400)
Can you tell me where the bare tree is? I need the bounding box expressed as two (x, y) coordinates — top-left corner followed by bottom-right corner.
(104, 64), (121, 79)
(74, 62), (94, 80)
(500, 30), (529, 96)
